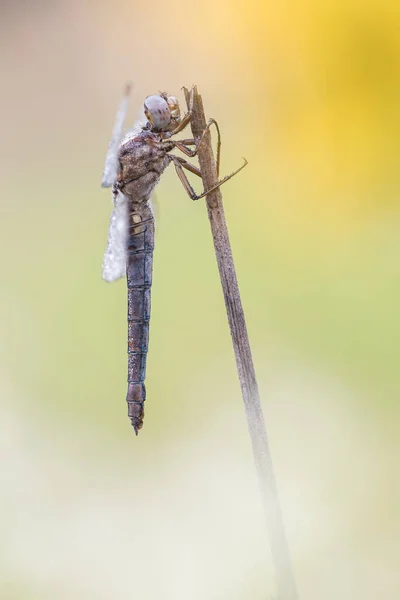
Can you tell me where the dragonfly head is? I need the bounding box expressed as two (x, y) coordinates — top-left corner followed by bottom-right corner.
(144, 93), (181, 132)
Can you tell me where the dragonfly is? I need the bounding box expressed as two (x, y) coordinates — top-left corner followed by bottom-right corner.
(101, 84), (247, 434)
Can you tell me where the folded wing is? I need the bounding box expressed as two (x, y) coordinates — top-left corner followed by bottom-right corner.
(101, 84), (131, 188)
(102, 191), (129, 282)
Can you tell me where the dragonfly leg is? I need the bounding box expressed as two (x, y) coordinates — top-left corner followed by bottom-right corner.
(174, 155), (202, 177)
(169, 154), (247, 201)
(169, 139), (197, 157)
(167, 119), (222, 176)
(166, 87), (195, 136)
(200, 119), (221, 177)
(168, 155), (201, 200)
(101, 83), (132, 188)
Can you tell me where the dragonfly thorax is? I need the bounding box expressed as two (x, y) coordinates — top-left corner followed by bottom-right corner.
(118, 132), (170, 202)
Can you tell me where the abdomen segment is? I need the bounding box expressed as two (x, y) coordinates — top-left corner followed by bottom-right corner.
(126, 207), (154, 434)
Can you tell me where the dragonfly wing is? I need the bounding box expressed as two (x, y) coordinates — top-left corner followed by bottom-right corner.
(101, 85), (131, 188)
(102, 191), (129, 282)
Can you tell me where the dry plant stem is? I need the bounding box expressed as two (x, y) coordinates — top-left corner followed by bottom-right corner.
(184, 87), (298, 600)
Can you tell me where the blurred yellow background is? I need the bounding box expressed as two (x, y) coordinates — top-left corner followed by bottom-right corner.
(1, 1), (399, 598)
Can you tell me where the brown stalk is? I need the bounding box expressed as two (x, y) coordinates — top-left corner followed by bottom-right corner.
(183, 86), (298, 600)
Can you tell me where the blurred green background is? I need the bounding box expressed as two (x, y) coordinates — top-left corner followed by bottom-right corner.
(1, 1), (399, 598)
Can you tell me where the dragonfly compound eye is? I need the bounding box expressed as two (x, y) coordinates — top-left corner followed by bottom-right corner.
(144, 95), (171, 130)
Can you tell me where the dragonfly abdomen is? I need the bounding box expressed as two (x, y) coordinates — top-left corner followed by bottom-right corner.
(126, 203), (154, 434)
